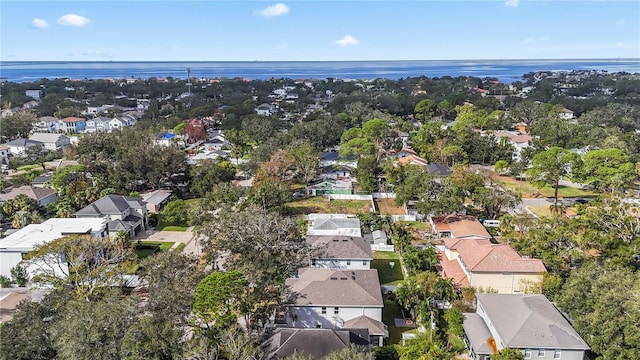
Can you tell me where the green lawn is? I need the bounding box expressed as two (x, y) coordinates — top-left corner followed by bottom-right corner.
(287, 196), (372, 215)
(372, 255), (404, 285)
(155, 224), (188, 231)
(383, 298), (405, 345)
(495, 175), (594, 198)
(134, 241), (177, 258)
(373, 251), (400, 260)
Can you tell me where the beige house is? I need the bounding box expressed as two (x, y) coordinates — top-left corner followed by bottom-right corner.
(439, 238), (546, 293)
(430, 214), (492, 239)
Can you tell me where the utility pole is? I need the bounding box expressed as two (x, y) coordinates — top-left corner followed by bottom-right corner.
(186, 67), (192, 108)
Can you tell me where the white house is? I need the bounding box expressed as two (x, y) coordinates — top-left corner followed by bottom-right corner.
(33, 116), (62, 133)
(0, 144), (10, 165)
(463, 294), (590, 360)
(307, 235), (373, 269)
(307, 214), (362, 237)
(255, 103), (276, 116)
(489, 131), (532, 161)
(109, 117), (126, 131)
(85, 116), (112, 133)
(25, 89), (41, 100)
(28, 133), (70, 151)
(0, 218), (109, 279)
(3, 138), (41, 156)
(557, 108), (574, 120)
(285, 268), (386, 346)
(75, 194), (148, 238)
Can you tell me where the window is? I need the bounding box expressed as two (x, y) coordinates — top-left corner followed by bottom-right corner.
(311, 259), (316, 266)
(315, 324), (321, 329)
(363, 260), (367, 266)
(334, 307), (339, 315)
(524, 350), (531, 359)
(538, 349), (545, 357)
(554, 350), (561, 359)
(321, 307), (326, 315)
(346, 260), (351, 266)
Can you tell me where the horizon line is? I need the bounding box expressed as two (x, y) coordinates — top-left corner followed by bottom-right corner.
(2, 57), (639, 64)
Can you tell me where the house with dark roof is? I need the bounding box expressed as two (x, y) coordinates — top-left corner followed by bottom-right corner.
(140, 189), (172, 214)
(285, 268), (386, 346)
(307, 235), (373, 269)
(74, 194), (148, 238)
(4, 138), (41, 156)
(438, 237), (546, 293)
(31, 174), (53, 188)
(263, 327), (370, 359)
(463, 294), (589, 360)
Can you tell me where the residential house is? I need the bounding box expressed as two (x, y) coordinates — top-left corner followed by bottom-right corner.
(33, 116), (62, 133)
(84, 116), (112, 133)
(430, 214), (492, 239)
(307, 214), (362, 237)
(156, 132), (177, 147)
(463, 294), (590, 360)
(205, 129), (228, 150)
(185, 119), (207, 143)
(0, 218), (109, 279)
(490, 131), (532, 161)
(25, 89), (42, 100)
(263, 328), (370, 359)
(320, 151), (357, 169)
(319, 165), (353, 180)
(31, 174), (53, 188)
(0, 144), (10, 165)
(307, 235), (372, 269)
(61, 117), (86, 133)
(28, 133), (70, 151)
(306, 179), (353, 196)
(4, 138), (41, 156)
(255, 103), (277, 116)
(75, 194), (148, 238)
(0, 185), (57, 208)
(557, 108), (574, 120)
(22, 101), (39, 110)
(438, 237), (546, 293)
(140, 189), (172, 214)
(285, 268), (386, 346)
(109, 117), (126, 131)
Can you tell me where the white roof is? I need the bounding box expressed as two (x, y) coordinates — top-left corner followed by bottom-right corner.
(29, 133), (67, 144)
(0, 218), (108, 252)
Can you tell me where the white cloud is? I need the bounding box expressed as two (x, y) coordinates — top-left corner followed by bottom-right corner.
(504, 0), (519, 8)
(31, 18), (49, 29)
(57, 14), (90, 27)
(258, 3), (290, 17)
(334, 35), (359, 47)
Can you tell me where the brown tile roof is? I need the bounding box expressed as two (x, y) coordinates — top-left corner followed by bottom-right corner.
(456, 241), (546, 273)
(397, 155), (429, 167)
(492, 131), (532, 144)
(307, 235), (373, 260)
(443, 237), (492, 250)
(343, 315), (386, 335)
(433, 215), (491, 238)
(438, 252), (470, 287)
(0, 185), (56, 202)
(286, 268), (383, 307)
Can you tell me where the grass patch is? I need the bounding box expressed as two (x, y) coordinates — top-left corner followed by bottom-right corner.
(174, 243), (186, 252)
(287, 196), (372, 215)
(137, 241), (176, 251)
(372, 258), (404, 285)
(155, 224), (188, 232)
(16, 164), (40, 171)
(383, 298), (405, 345)
(528, 205), (576, 218)
(374, 251), (400, 260)
(494, 175), (594, 198)
(375, 198), (405, 215)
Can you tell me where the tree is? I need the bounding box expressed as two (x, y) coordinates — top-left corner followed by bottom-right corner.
(0, 111), (36, 140)
(289, 142), (321, 184)
(193, 271), (248, 329)
(576, 148), (637, 192)
(10, 264), (29, 287)
(1, 194), (40, 220)
(526, 147), (581, 211)
(197, 206), (309, 331)
(353, 155), (380, 193)
(26, 235), (137, 300)
(494, 159), (509, 175)
(491, 348), (525, 360)
(324, 345), (373, 360)
(472, 186), (521, 220)
(160, 199), (190, 226)
(414, 99), (436, 121)
(189, 159), (236, 196)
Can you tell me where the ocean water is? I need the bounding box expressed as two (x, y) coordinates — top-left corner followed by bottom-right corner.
(1, 59), (639, 83)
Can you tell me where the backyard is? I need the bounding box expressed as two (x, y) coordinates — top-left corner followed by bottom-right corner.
(494, 174), (594, 198)
(374, 198), (405, 215)
(371, 251), (404, 286)
(383, 297), (405, 345)
(134, 241), (178, 259)
(287, 196), (372, 215)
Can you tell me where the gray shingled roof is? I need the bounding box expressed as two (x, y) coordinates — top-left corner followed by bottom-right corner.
(307, 236), (372, 260)
(462, 313), (494, 355)
(343, 315), (386, 336)
(263, 328), (369, 359)
(286, 268), (383, 307)
(75, 194), (145, 216)
(29, 133), (68, 144)
(313, 218), (360, 231)
(475, 294), (590, 350)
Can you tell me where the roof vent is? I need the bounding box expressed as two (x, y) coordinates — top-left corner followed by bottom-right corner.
(342, 239), (348, 242)
(330, 277), (338, 280)
(340, 277), (348, 280)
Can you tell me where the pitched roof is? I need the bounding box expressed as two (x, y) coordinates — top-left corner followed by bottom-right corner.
(263, 328), (370, 359)
(343, 315), (386, 335)
(29, 133), (68, 144)
(62, 117), (85, 123)
(397, 154), (429, 167)
(456, 240), (546, 273)
(0, 185), (55, 202)
(307, 236), (372, 260)
(438, 252), (470, 287)
(475, 294), (590, 350)
(426, 164), (452, 176)
(75, 194), (145, 216)
(492, 131), (532, 144)
(140, 189), (172, 205)
(461, 313), (494, 355)
(4, 138), (40, 147)
(433, 214), (491, 238)
(312, 218), (360, 231)
(286, 268), (383, 307)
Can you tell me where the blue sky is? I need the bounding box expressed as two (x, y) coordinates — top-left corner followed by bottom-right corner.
(1, 1), (638, 61)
